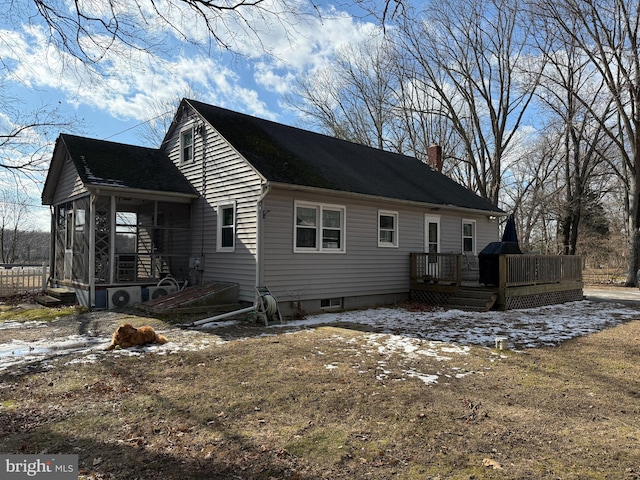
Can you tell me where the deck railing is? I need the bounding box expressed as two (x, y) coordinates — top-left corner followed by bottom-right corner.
(410, 253), (461, 285)
(410, 253), (582, 287)
(501, 254), (582, 287)
(0, 264), (49, 297)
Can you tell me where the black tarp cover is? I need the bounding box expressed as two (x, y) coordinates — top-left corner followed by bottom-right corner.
(478, 241), (522, 285)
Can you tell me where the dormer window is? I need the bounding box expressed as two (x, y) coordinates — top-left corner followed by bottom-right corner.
(181, 128), (193, 163)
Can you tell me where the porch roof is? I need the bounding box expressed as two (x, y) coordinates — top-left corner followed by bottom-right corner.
(184, 99), (503, 214)
(42, 134), (198, 204)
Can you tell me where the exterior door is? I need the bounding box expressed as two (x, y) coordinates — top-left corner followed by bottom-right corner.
(424, 215), (441, 277)
(63, 209), (73, 281)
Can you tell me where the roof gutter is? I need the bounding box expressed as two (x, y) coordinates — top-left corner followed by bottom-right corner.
(267, 181), (506, 217)
(86, 185), (198, 203)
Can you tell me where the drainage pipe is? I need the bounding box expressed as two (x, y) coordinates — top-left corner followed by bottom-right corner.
(180, 305), (255, 328)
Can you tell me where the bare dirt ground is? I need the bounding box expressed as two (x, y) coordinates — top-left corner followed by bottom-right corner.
(0, 293), (639, 479)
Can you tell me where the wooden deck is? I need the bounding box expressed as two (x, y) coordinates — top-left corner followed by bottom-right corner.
(410, 253), (583, 311)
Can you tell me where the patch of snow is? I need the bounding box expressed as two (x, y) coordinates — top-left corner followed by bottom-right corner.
(0, 335), (109, 373)
(268, 300), (640, 349)
(0, 321), (48, 330)
(405, 370), (439, 385)
(1, 298), (639, 386)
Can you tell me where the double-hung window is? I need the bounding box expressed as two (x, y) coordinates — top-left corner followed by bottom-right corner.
(295, 202), (346, 253)
(378, 210), (398, 247)
(180, 128), (194, 163)
(217, 202), (235, 252)
(462, 219), (476, 253)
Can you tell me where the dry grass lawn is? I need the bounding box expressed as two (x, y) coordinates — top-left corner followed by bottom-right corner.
(0, 308), (639, 479)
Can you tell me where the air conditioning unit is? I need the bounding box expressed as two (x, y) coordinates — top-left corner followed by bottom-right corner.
(107, 286), (142, 309)
(147, 285), (177, 300)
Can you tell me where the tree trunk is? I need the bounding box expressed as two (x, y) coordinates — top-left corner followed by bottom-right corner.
(626, 155), (640, 286)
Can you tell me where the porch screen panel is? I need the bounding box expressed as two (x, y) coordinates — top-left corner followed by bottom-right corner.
(135, 202), (191, 281)
(53, 203), (69, 281)
(115, 211), (137, 282)
(159, 202), (190, 279)
(72, 197), (90, 283)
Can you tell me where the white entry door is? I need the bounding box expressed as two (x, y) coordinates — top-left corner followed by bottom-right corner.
(424, 215), (441, 277)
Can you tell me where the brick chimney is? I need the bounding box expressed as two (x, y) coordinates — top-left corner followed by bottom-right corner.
(428, 144), (443, 172)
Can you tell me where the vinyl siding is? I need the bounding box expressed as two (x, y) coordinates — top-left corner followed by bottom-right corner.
(52, 155), (87, 205)
(165, 107), (263, 302)
(164, 105), (500, 306)
(439, 214), (499, 254)
(261, 188), (499, 303)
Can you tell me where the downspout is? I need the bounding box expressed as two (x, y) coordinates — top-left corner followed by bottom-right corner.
(255, 182), (271, 287)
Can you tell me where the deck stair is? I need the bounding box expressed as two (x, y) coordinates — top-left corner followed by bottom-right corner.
(447, 287), (497, 312)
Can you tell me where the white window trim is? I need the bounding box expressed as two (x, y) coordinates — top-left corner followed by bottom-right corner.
(294, 200), (346, 253)
(462, 219), (476, 254)
(217, 201), (236, 252)
(180, 127), (194, 164)
(378, 210), (399, 248)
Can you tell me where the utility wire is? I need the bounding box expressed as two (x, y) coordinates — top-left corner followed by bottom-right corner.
(102, 110), (174, 141)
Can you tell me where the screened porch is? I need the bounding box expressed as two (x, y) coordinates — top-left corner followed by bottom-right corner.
(52, 194), (192, 288)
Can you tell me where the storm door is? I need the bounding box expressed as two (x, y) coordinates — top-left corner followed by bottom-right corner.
(424, 215), (441, 277)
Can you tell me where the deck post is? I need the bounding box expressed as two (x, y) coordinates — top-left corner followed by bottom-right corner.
(409, 253), (416, 285)
(499, 255), (508, 290)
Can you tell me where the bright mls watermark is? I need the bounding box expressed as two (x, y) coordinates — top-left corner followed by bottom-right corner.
(1, 455), (77, 479)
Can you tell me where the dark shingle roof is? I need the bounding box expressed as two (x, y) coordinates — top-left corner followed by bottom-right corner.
(59, 134), (197, 195)
(187, 99), (502, 213)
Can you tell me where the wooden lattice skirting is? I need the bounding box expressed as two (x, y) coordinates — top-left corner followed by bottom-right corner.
(410, 289), (451, 305)
(504, 289), (583, 310)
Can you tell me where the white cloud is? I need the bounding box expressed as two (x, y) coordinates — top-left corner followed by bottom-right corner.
(0, 0), (381, 231)
(1, 24), (270, 122)
(2, 1), (377, 121)
(247, 7), (381, 98)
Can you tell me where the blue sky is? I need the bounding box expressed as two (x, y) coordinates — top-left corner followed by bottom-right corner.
(1, 1), (382, 230)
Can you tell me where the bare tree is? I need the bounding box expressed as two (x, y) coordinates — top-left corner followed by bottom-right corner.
(12, 0), (316, 63)
(535, 36), (615, 255)
(0, 189), (31, 263)
(501, 132), (563, 252)
(138, 84), (208, 147)
(290, 36), (402, 150)
(393, 0), (544, 204)
(532, 0), (640, 284)
(0, 85), (76, 178)
(288, 31), (462, 164)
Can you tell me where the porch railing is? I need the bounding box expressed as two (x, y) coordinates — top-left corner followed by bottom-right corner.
(410, 253), (582, 287)
(0, 264), (49, 297)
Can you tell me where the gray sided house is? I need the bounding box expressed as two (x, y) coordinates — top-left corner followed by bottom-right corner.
(42, 98), (505, 313)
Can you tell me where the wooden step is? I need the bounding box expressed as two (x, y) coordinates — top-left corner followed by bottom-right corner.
(46, 288), (77, 305)
(35, 295), (62, 307)
(447, 289), (497, 312)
